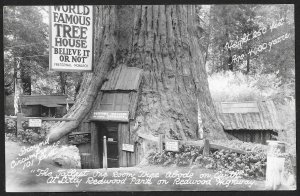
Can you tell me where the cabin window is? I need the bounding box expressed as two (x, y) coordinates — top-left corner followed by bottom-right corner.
(100, 93), (129, 111)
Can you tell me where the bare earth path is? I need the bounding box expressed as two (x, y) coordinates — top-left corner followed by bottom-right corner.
(5, 141), (271, 192)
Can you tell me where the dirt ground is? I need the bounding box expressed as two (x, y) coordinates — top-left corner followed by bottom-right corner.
(5, 141), (294, 192)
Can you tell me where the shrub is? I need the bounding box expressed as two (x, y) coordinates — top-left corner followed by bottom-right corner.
(5, 117), (16, 133)
(146, 143), (268, 179)
(5, 118), (55, 145)
(208, 71), (293, 102)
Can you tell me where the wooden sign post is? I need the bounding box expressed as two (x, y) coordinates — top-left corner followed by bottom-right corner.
(203, 139), (210, 156)
(103, 136), (107, 170)
(16, 113), (24, 136)
(265, 140), (286, 190)
(158, 134), (165, 153)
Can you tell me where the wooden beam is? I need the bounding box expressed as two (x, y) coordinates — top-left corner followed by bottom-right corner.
(209, 143), (247, 154)
(5, 115), (76, 121)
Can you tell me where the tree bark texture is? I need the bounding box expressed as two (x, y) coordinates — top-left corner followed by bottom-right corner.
(48, 6), (117, 142)
(59, 72), (66, 95)
(21, 61), (31, 95)
(48, 5), (226, 143)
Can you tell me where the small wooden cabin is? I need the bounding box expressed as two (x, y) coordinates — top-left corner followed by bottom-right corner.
(19, 95), (74, 117)
(214, 101), (281, 144)
(71, 65), (144, 169)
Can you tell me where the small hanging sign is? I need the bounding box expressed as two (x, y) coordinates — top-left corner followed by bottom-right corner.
(122, 144), (134, 152)
(28, 119), (42, 127)
(107, 138), (114, 142)
(68, 132), (91, 145)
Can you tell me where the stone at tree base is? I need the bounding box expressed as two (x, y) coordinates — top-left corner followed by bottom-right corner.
(42, 145), (81, 169)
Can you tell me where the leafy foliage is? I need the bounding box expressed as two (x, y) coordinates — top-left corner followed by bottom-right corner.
(147, 142), (295, 179)
(4, 6), (49, 95)
(3, 6), (82, 101)
(208, 71), (292, 102)
(204, 4), (294, 86)
(5, 117), (55, 145)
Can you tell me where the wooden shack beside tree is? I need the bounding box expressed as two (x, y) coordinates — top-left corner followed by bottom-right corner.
(19, 95), (74, 117)
(214, 101), (281, 144)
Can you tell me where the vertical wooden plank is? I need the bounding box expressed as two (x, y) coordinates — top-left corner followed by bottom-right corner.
(245, 132), (249, 142)
(262, 132), (266, 144)
(239, 132), (244, 141)
(129, 125), (135, 167)
(127, 124), (131, 167)
(87, 122), (91, 153)
(91, 122), (100, 168)
(158, 134), (164, 153)
(17, 113), (24, 131)
(103, 136), (107, 169)
(203, 139), (210, 156)
(254, 131), (260, 144)
(122, 124), (127, 167)
(266, 132), (271, 141)
(118, 123), (123, 167)
(131, 143), (136, 166)
(77, 122), (91, 157)
(134, 144), (138, 166)
(127, 124), (130, 167)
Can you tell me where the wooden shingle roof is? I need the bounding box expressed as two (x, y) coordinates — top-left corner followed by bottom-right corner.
(214, 100), (281, 131)
(20, 95), (74, 106)
(101, 65), (143, 91)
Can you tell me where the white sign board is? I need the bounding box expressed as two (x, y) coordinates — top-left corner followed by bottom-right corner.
(49, 5), (93, 72)
(92, 111), (129, 122)
(28, 119), (42, 127)
(122, 144), (134, 152)
(221, 102), (259, 113)
(108, 138), (114, 142)
(165, 140), (179, 152)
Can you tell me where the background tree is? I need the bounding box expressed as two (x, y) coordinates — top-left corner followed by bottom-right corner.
(206, 5), (260, 73)
(255, 4), (295, 84)
(4, 6), (83, 108)
(3, 6), (49, 95)
(48, 5), (227, 142)
(206, 4), (294, 81)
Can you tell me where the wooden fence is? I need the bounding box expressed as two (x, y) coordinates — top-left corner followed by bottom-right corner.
(5, 113), (76, 135)
(137, 132), (247, 155)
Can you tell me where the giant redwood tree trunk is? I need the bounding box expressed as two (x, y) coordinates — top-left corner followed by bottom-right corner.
(48, 5), (227, 143)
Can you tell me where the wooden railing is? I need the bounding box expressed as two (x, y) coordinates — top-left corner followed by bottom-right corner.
(5, 113), (76, 136)
(137, 132), (247, 155)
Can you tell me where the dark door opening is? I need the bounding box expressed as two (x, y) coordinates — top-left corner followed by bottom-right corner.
(96, 122), (119, 168)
